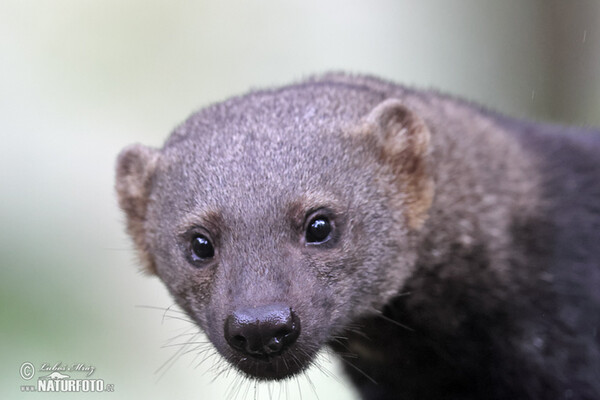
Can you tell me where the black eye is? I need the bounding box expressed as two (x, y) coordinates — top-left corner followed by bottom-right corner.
(305, 216), (332, 244)
(191, 235), (214, 260)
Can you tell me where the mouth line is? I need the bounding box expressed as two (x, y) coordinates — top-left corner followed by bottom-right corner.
(228, 346), (313, 380)
(240, 353), (284, 363)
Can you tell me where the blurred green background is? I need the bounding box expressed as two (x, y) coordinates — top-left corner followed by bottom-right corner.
(1, 1), (598, 399)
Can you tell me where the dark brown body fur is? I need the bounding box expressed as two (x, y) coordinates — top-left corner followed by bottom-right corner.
(116, 73), (600, 399)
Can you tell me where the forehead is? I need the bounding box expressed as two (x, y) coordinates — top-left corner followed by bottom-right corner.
(166, 81), (382, 148)
(159, 126), (362, 219)
(154, 85), (383, 219)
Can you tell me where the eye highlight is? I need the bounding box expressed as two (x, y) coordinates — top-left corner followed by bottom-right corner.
(305, 216), (332, 244)
(191, 234), (215, 260)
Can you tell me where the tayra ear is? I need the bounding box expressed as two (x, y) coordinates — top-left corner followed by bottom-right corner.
(115, 144), (160, 274)
(363, 99), (435, 230)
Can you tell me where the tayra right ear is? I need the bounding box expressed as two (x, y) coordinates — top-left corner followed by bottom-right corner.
(115, 144), (160, 274)
(361, 99), (435, 230)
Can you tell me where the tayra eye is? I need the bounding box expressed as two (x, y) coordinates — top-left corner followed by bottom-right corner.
(191, 235), (215, 260)
(306, 216), (332, 243)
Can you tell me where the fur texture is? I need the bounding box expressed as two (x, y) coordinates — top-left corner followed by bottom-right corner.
(116, 73), (600, 399)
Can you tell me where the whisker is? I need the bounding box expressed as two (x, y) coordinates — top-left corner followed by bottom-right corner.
(161, 340), (209, 348)
(338, 357), (377, 385)
(224, 371), (243, 400)
(155, 336), (191, 379)
(375, 313), (415, 332)
(368, 307), (414, 332)
(303, 370), (320, 400)
(295, 375), (303, 400)
(163, 329), (201, 346)
(135, 304), (187, 315)
(312, 351), (344, 381)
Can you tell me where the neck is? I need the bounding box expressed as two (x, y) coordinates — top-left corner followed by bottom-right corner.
(412, 108), (544, 299)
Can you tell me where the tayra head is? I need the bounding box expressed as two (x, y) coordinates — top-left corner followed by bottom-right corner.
(115, 81), (434, 379)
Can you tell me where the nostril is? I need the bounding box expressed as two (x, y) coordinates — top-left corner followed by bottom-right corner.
(233, 335), (246, 343)
(231, 335), (247, 350)
(274, 327), (291, 340)
(265, 336), (283, 354)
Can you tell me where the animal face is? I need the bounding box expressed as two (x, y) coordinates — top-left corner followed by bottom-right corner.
(116, 88), (433, 380)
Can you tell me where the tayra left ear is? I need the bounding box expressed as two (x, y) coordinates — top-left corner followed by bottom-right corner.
(115, 144), (160, 274)
(363, 99), (435, 230)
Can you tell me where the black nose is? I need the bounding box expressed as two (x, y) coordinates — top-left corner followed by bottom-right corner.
(224, 304), (301, 359)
